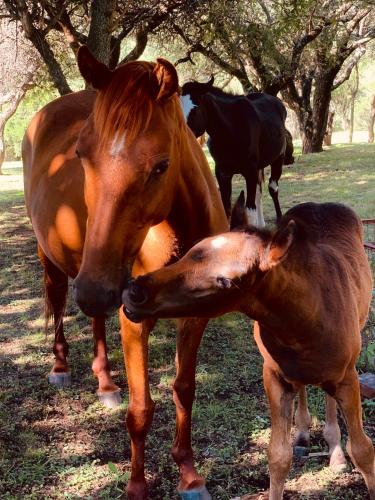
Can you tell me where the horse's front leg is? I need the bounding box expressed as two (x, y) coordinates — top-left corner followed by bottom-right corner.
(172, 317), (211, 499)
(245, 167), (265, 227)
(91, 316), (121, 408)
(269, 157), (283, 223)
(215, 166), (232, 218)
(120, 310), (156, 500)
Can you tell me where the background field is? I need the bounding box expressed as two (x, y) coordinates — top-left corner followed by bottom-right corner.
(0, 142), (374, 499)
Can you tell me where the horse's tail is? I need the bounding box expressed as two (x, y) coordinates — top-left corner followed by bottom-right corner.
(38, 246), (67, 336)
(284, 128), (295, 165)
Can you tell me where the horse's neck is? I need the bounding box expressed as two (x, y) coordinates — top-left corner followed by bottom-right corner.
(246, 264), (318, 335)
(204, 96), (233, 139)
(168, 134), (227, 253)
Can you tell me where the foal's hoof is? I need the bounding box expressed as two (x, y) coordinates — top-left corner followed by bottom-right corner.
(97, 389), (122, 409)
(49, 371), (71, 388)
(329, 447), (347, 473)
(293, 445), (309, 458)
(179, 485), (212, 500)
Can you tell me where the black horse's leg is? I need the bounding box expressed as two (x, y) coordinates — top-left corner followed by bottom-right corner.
(245, 166), (264, 227)
(215, 166), (232, 218)
(269, 157), (283, 222)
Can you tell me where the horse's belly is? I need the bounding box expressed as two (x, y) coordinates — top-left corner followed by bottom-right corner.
(27, 166), (86, 278)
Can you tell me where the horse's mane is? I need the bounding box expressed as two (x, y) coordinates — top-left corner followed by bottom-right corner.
(93, 60), (156, 149)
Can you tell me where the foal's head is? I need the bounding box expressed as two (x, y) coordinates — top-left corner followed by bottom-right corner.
(180, 76), (214, 137)
(73, 47), (185, 316)
(123, 218), (295, 322)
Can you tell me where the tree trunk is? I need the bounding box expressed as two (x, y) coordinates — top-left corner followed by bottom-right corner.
(0, 125), (5, 175)
(348, 64), (359, 144)
(324, 110), (335, 146)
(368, 95), (375, 143)
(304, 73), (334, 153)
(13, 1), (71, 96)
(87, 0), (116, 65)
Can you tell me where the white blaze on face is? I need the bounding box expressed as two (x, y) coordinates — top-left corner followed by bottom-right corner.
(255, 183), (265, 228)
(180, 94), (197, 121)
(211, 235), (227, 249)
(110, 130), (126, 157)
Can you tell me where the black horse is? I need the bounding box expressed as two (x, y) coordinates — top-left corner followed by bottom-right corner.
(181, 77), (293, 225)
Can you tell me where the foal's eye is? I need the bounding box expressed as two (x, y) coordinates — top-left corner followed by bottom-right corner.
(152, 159), (169, 176)
(217, 276), (232, 289)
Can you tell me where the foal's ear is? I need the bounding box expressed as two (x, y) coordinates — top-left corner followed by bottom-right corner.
(152, 58), (179, 100)
(230, 191), (247, 230)
(77, 46), (112, 90)
(260, 220), (295, 271)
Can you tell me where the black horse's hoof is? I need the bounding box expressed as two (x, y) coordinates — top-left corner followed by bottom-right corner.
(293, 445), (309, 458)
(49, 371), (71, 388)
(97, 389), (122, 409)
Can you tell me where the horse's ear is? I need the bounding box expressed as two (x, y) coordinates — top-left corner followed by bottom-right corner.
(260, 220), (295, 271)
(230, 191), (247, 230)
(152, 58), (179, 100)
(77, 46), (112, 90)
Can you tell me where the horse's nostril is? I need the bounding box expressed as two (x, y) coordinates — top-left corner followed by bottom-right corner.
(128, 282), (148, 305)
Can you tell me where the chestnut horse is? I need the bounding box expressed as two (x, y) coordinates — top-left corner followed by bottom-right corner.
(23, 47), (227, 499)
(123, 201), (374, 499)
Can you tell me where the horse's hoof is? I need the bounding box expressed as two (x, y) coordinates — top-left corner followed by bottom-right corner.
(293, 445), (309, 458)
(97, 389), (122, 408)
(179, 485), (212, 500)
(49, 371), (71, 388)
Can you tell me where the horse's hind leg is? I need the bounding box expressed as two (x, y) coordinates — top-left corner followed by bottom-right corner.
(38, 246), (70, 387)
(172, 317), (211, 499)
(91, 316), (121, 408)
(335, 368), (375, 498)
(323, 394), (347, 471)
(294, 386), (311, 456)
(269, 157), (283, 222)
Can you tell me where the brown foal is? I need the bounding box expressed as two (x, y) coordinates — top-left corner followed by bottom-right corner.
(123, 201), (374, 499)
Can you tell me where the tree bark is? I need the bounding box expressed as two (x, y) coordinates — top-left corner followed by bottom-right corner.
(368, 95), (375, 143)
(324, 110), (335, 146)
(87, 0), (116, 65)
(348, 64), (359, 144)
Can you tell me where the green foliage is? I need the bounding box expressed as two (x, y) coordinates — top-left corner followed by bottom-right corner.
(4, 85), (58, 160)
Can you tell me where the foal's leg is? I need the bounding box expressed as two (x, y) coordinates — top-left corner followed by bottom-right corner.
(91, 316), (121, 408)
(215, 166), (232, 218)
(263, 365), (296, 500)
(269, 157), (283, 223)
(294, 386), (311, 450)
(38, 246), (70, 387)
(172, 317), (211, 499)
(335, 369), (375, 498)
(323, 394), (347, 471)
(120, 310), (156, 500)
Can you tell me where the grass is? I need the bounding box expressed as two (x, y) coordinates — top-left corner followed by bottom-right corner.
(0, 143), (374, 499)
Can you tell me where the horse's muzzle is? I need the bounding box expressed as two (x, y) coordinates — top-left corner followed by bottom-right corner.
(72, 276), (122, 317)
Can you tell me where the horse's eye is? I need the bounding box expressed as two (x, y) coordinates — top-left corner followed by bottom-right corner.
(217, 276), (232, 289)
(75, 149), (81, 158)
(152, 159), (169, 176)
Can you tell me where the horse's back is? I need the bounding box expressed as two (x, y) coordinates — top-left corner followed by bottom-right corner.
(283, 202), (372, 326)
(23, 90), (96, 275)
